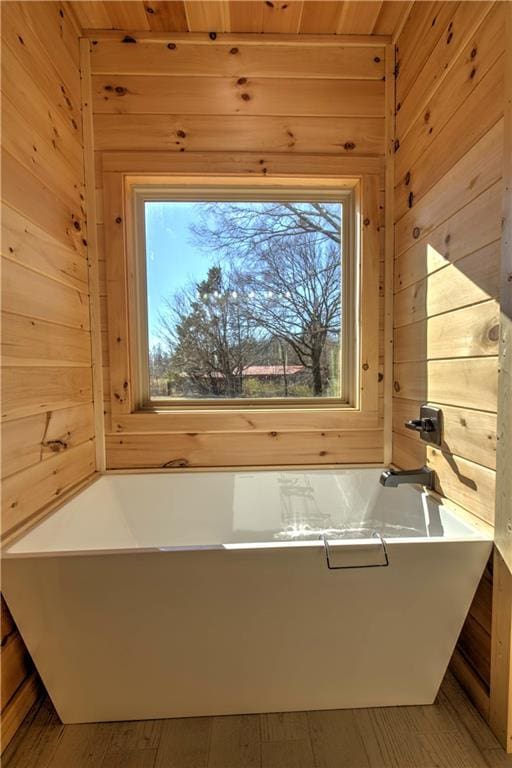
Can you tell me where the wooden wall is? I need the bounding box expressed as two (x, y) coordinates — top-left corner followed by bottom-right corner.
(2, 0), (508, 748)
(1, 1), (96, 747)
(392, 1), (505, 718)
(88, 33), (388, 470)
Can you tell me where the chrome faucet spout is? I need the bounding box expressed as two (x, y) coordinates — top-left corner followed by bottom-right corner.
(379, 466), (434, 490)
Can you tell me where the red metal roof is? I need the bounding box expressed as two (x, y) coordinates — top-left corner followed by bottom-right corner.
(242, 365), (304, 376)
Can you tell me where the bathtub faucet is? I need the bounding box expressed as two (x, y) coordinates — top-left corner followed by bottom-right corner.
(379, 466), (435, 490)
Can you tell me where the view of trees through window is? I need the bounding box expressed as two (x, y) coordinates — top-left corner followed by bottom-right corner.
(145, 198), (344, 400)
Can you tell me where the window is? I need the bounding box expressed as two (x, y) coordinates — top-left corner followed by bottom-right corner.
(133, 185), (358, 406)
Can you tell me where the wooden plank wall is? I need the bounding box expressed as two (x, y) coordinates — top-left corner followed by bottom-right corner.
(88, 33), (388, 469)
(392, 1), (505, 719)
(1, 1), (96, 748)
(490, 1), (512, 752)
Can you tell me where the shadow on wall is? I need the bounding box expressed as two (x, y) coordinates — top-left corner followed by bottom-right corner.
(392, 176), (500, 518)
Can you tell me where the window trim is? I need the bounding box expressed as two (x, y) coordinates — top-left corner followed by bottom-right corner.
(102, 161), (381, 438)
(131, 183), (358, 409)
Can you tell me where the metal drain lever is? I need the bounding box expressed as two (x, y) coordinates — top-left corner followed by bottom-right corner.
(322, 534), (389, 570)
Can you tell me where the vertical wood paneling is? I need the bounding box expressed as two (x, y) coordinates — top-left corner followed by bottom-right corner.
(72, 1), (408, 36)
(335, 2), (382, 35)
(299, 2), (341, 34)
(80, 38), (106, 472)
(144, 2), (189, 32)
(184, 1), (230, 32)
(383, 43), (395, 464)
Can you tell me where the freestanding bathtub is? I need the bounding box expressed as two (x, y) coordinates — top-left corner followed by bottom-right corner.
(3, 468), (491, 724)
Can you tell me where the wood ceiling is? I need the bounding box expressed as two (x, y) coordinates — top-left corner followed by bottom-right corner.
(70, 1), (410, 36)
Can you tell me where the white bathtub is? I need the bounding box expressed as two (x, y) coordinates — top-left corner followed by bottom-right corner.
(3, 468), (491, 723)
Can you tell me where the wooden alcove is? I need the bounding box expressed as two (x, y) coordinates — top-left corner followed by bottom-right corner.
(1, 0), (511, 757)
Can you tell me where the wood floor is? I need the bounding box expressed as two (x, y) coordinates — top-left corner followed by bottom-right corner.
(3, 671), (511, 768)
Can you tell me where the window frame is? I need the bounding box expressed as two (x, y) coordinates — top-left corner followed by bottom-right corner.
(102, 159), (381, 438)
(132, 183), (357, 409)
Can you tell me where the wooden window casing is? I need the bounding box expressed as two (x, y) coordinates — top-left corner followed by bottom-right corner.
(131, 182), (356, 409)
(103, 154), (382, 463)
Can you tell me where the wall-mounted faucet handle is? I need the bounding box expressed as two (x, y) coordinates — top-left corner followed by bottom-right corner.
(405, 418), (435, 433)
(403, 405), (443, 446)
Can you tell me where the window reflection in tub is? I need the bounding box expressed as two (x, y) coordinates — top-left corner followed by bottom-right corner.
(276, 474), (331, 538)
(228, 470), (433, 543)
(271, 472), (430, 541)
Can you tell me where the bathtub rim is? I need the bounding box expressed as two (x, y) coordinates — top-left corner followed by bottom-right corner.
(2, 534), (494, 562)
(2, 466), (494, 557)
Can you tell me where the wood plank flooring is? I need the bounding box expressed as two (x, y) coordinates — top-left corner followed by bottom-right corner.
(3, 672), (511, 767)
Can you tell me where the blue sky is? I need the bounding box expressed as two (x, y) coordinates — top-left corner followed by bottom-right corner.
(145, 200), (343, 350)
(145, 202), (211, 347)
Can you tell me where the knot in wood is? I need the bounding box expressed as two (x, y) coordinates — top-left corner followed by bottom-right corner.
(46, 440), (68, 452)
(488, 324), (500, 342)
(162, 458), (189, 468)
